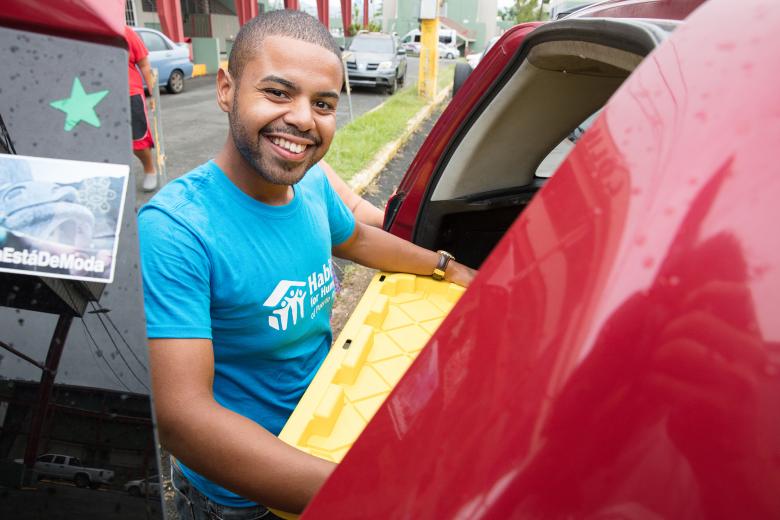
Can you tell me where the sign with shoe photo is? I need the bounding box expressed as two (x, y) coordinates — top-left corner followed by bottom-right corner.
(0, 154), (129, 283)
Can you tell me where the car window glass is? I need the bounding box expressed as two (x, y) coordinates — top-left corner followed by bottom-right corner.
(535, 110), (602, 178)
(484, 36), (499, 57)
(53, 456), (66, 465)
(139, 31), (169, 52)
(37, 455), (53, 463)
(350, 37), (393, 54)
(69, 458), (82, 466)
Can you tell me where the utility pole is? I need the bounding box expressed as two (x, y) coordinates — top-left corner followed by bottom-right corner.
(417, 0), (439, 99)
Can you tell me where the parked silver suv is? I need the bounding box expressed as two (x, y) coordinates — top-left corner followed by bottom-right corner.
(346, 32), (407, 94)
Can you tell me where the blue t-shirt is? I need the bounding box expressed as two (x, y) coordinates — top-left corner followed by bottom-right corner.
(138, 160), (355, 507)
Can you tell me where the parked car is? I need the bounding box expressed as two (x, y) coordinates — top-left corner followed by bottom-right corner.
(455, 35), (501, 96)
(124, 475), (161, 497)
(401, 41), (420, 55)
(132, 26), (193, 94)
(466, 35), (500, 69)
(14, 454), (115, 489)
(437, 42), (459, 60)
(303, 0), (780, 517)
(346, 32), (407, 94)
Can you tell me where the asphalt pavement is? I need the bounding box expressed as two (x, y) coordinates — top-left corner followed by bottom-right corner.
(133, 57), (429, 206)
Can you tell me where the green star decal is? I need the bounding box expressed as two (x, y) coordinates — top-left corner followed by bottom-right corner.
(49, 77), (109, 132)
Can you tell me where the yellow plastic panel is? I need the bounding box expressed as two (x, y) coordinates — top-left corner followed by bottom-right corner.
(271, 273), (463, 519)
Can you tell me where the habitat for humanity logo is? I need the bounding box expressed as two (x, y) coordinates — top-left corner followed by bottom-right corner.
(263, 280), (306, 331)
(262, 263), (335, 332)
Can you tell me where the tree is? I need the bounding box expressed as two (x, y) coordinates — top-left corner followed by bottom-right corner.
(511, 0), (549, 23)
(499, 4), (518, 22)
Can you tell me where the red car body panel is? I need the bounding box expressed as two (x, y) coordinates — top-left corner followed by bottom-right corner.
(569, 0), (703, 20)
(307, 0), (780, 517)
(0, 0), (125, 46)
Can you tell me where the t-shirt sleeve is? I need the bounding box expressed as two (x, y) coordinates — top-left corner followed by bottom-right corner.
(319, 167), (356, 246)
(138, 207), (212, 339)
(125, 27), (148, 64)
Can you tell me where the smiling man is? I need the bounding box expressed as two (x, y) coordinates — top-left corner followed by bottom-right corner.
(138, 10), (474, 520)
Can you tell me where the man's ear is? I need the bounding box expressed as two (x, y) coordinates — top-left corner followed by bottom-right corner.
(216, 68), (234, 113)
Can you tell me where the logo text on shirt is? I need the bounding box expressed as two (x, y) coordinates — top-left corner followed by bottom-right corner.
(262, 262), (336, 331)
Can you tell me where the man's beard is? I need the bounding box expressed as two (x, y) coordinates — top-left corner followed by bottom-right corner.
(229, 103), (322, 186)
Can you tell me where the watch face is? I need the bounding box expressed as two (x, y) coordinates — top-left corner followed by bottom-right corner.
(438, 250), (454, 260)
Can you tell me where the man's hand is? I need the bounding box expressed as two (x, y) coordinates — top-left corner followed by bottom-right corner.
(445, 260), (476, 288)
(333, 223), (477, 288)
(138, 56), (156, 95)
(148, 96), (156, 111)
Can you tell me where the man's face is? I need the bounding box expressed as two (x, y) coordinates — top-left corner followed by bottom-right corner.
(224, 36), (342, 185)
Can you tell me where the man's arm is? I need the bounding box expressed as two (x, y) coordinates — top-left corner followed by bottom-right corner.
(333, 222), (476, 287)
(137, 56), (156, 108)
(320, 160), (384, 228)
(150, 338), (335, 513)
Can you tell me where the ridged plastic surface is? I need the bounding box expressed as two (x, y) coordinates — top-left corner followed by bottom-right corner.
(272, 273), (463, 519)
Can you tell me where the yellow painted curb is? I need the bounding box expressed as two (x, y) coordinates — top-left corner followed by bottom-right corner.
(347, 84), (453, 195)
(192, 64), (207, 77)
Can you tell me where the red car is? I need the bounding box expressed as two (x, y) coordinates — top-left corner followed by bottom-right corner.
(305, 0), (780, 517)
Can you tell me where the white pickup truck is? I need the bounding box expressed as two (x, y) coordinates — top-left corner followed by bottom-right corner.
(15, 454), (115, 489)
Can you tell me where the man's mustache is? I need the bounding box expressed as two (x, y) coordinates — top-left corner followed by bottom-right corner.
(260, 125), (321, 146)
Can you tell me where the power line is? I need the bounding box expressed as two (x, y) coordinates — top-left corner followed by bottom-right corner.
(94, 305), (148, 373)
(80, 311), (134, 393)
(61, 283), (134, 393)
(89, 301), (150, 392)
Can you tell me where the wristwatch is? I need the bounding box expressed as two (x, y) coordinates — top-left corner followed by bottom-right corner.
(432, 250), (455, 281)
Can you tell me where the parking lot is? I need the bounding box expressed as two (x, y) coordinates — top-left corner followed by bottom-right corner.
(0, 481), (162, 520)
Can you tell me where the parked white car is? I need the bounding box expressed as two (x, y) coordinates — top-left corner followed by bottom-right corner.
(466, 35), (500, 69)
(438, 43), (459, 59)
(15, 454), (115, 489)
(124, 475), (161, 497)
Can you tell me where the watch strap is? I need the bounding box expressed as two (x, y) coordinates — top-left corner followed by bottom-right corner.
(432, 250), (454, 281)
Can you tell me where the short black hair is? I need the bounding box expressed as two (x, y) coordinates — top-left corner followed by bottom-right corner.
(228, 9), (342, 80)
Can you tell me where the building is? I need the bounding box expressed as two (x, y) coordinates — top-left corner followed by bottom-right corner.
(126, 1), (354, 51)
(383, 0), (498, 52)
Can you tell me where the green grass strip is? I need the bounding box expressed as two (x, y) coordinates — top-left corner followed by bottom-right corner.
(327, 64), (455, 181)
